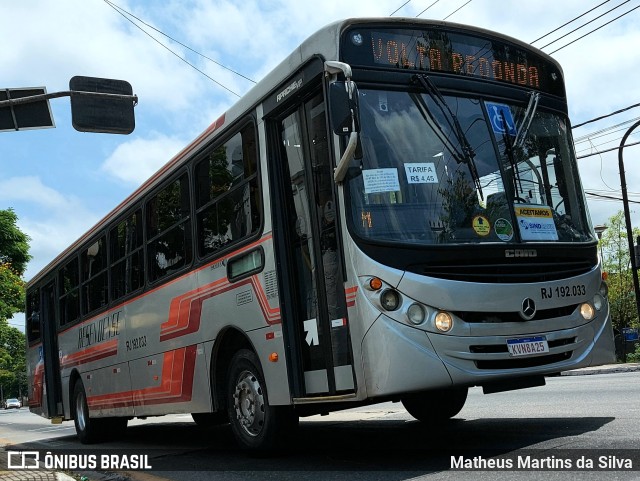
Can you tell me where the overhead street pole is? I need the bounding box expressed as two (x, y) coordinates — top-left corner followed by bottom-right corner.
(618, 119), (640, 325)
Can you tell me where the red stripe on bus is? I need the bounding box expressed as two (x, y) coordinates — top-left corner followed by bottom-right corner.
(86, 345), (197, 410)
(60, 339), (119, 368)
(345, 286), (358, 307)
(159, 276), (281, 342)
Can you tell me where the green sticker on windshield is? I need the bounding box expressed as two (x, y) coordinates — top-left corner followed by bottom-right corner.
(494, 218), (513, 241)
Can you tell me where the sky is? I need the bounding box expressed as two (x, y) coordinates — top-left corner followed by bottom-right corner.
(3, 0), (640, 330)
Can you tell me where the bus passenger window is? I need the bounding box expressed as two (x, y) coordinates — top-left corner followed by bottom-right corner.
(194, 125), (260, 258)
(81, 236), (109, 315)
(110, 209), (144, 301)
(146, 174), (192, 282)
(26, 288), (41, 343)
(59, 257), (80, 326)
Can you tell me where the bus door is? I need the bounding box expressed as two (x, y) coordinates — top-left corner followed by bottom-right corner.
(40, 281), (63, 417)
(269, 90), (356, 399)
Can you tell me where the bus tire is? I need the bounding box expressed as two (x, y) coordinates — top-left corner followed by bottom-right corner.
(72, 380), (105, 444)
(104, 416), (128, 439)
(401, 387), (468, 423)
(226, 349), (297, 450)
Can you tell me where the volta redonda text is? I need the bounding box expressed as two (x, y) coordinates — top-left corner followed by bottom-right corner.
(371, 35), (540, 89)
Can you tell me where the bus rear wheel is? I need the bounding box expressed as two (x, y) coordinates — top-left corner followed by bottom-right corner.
(226, 349), (297, 450)
(73, 380), (105, 444)
(401, 387), (468, 423)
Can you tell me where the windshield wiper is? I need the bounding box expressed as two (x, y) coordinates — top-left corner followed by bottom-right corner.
(514, 91), (540, 149)
(412, 74), (483, 200)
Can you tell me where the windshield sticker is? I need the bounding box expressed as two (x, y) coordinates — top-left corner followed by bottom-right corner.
(494, 218), (514, 241)
(472, 215), (491, 236)
(404, 163), (439, 184)
(515, 205), (558, 241)
(485, 102), (516, 136)
(362, 168), (400, 194)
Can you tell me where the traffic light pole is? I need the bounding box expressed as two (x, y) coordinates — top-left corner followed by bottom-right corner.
(618, 119), (640, 326)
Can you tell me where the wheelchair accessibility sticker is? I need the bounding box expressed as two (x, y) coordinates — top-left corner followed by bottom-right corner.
(486, 102), (516, 136)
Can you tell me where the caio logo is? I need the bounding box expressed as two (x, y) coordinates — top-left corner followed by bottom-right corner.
(505, 249), (538, 258)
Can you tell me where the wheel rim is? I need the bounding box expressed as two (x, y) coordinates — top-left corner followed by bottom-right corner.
(232, 369), (266, 437)
(76, 389), (87, 432)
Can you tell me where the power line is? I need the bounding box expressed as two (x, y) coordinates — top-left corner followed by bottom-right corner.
(573, 102), (640, 128)
(102, 0), (242, 97)
(540, 0), (629, 49)
(390, 0), (413, 15)
(443, 0), (473, 21)
(549, 4), (640, 54)
(416, 0), (440, 17)
(574, 116), (640, 142)
(531, 0), (612, 44)
(586, 191), (640, 204)
(576, 140), (640, 159)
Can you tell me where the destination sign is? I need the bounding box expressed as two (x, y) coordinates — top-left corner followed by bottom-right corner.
(341, 27), (564, 96)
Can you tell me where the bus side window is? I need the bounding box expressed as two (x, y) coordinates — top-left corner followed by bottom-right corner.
(26, 288), (41, 343)
(59, 257), (80, 326)
(194, 124), (260, 258)
(110, 209), (144, 301)
(81, 236), (109, 315)
(146, 174), (192, 283)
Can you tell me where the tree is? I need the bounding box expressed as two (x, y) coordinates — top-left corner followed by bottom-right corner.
(0, 208), (31, 275)
(600, 211), (640, 331)
(0, 208), (31, 323)
(0, 322), (27, 399)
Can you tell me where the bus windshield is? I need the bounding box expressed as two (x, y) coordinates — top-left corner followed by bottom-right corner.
(346, 88), (592, 245)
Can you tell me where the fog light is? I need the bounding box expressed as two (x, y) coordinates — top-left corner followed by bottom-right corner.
(435, 311), (453, 332)
(380, 289), (400, 311)
(593, 294), (604, 311)
(579, 302), (595, 320)
(407, 303), (426, 325)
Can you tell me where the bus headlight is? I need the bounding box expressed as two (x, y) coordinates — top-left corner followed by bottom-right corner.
(407, 303), (426, 325)
(579, 302), (595, 320)
(434, 311), (453, 332)
(380, 289), (400, 311)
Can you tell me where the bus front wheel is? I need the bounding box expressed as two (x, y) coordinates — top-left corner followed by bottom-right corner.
(401, 387), (468, 423)
(226, 349), (297, 450)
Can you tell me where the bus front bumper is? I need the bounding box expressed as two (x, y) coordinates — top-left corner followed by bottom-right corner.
(360, 310), (615, 398)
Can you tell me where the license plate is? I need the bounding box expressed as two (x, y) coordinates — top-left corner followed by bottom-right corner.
(507, 336), (549, 357)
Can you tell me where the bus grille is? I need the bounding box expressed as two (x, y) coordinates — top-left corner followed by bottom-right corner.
(456, 305), (578, 323)
(421, 260), (593, 283)
(470, 337), (576, 370)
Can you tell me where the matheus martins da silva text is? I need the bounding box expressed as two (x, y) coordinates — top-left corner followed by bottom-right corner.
(451, 455), (633, 470)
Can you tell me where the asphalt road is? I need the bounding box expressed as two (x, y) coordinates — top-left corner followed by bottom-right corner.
(2, 371), (640, 481)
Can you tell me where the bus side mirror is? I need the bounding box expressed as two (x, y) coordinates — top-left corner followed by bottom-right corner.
(329, 81), (360, 136)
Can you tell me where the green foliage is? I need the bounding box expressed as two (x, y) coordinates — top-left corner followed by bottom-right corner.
(600, 211), (640, 331)
(0, 209), (31, 323)
(626, 344), (640, 363)
(0, 264), (25, 322)
(0, 321), (27, 398)
(0, 208), (31, 276)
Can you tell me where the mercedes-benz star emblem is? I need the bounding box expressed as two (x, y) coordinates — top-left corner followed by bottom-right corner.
(519, 298), (537, 320)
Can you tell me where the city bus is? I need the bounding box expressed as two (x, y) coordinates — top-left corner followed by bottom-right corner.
(26, 17), (615, 450)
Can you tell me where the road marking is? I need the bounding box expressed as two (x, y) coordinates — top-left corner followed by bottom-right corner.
(27, 426), (74, 433)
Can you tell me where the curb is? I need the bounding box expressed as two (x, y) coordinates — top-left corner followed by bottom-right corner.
(560, 363), (640, 376)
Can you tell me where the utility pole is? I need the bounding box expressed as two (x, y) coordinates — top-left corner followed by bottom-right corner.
(618, 119), (640, 327)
